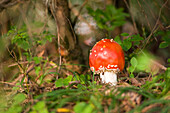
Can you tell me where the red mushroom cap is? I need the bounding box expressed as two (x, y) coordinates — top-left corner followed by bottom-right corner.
(89, 39), (125, 73)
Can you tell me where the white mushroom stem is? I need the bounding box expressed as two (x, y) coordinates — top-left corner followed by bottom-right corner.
(100, 71), (117, 86)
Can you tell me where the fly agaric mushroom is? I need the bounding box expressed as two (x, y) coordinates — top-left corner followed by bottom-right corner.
(89, 39), (125, 85)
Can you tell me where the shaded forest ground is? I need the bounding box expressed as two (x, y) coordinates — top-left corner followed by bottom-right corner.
(0, 0), (170, 113)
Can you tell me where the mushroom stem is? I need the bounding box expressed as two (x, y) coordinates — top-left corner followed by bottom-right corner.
(100, 72), (117, 86)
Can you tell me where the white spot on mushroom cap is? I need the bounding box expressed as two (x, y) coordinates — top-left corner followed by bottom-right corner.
(98, 65), (104, 70)
(94, 50), (96, 52)
(110, 65), (114, 67)
(106, 64), (119, 69)
(100, 65), (103, 68)
(90, 67), (95, 71)
(107, 64), (110, 68)
(95, 54), (97, 57)
(102, 39), (106, 42)
(100, 48), (103, 51)
(103, 51), (107, 55)
(90, 52), (92, 55)
(110, 39), (114, 42)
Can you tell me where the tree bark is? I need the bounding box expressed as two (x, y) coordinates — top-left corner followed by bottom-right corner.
(50, 0), (76, 50)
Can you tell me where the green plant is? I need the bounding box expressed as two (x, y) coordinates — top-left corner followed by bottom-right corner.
(114, 33), (144, 51)
(2, 93), (26, 113)
(74, 102), (94, 113)
(154, 30), (170, 48)
(30, 101), (49, 113)
(128, 57), (138, 78)
(87, 5), (129, 31)
(6, 26), (55, 86)
(1, 1), (169, 113)
(55, 75), (73, 88)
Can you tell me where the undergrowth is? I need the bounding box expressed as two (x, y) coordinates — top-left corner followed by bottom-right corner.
(0, 3), (170, 113)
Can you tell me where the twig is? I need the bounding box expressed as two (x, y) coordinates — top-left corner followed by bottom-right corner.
(11, 74), (24, 85)
(166, 25), (170, 29)
(0, 0), (7, 4)
(7, 47), (25, 72)
(142, 0), (156, 21)
(151, 60), (167, 71)
(142, 0), (168, 49)
(8, 61), (33, 67)
(39, 0), (51, 33)
(0, 0), (19, 8)
(49, 0), (61, 79)
(0, 81), (17, 86)
(123, 0), (139, 34)
(136, 0), (152, 31)
(72, 0), (88, 27)
(142, 0), (165, 30)
(65, 16), (77, 44)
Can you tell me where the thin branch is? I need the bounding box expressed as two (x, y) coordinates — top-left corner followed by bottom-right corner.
(7, 47), (25, 72)
(65, 16), (77, 44)
(123, 0), (139, 34)
(72, 0), (88, 27)
(142, 0), (165, 30)
(151, 60), (167, 71)
(39, 0), (51, 33)
(136, 0), (152, 31)
(0, 0), (8, 4)
(49, 0), (61, 79)
(0, 0), (23, 9)
(8, 61), (33, 67)
(142, 0), (168, 49)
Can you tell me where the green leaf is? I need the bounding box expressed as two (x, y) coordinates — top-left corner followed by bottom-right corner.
(128, 57), (138, 73)
(114, 36), (122, 45)
(130, 57), (138, 67)
(87, 5), (128, 31)
(167, 58), (170, 63)
(159, 42), (169, 48)
(33, 101), (46, 110)
(55, 76), (73, 87)
(35, 66), (41, 75)
(122, 39), (132, 51)
(6, 93), (26, 113)
(32, 101), (49, 113)
(130, 73), (134, 78)
(27, 54), (32, 62)
(131, 34), (144, 41)
(63, 75), (73, 86)
(13, 93), (26, 105)
(74, 102), (94, 113)
(74, 102), (86, 113)
(55, 78), (64, 87)
(121, 33), (129, 36)
(33, 57), (42, 64)
(18, 40), (31, 51)
(133, 41), (140, 46)
(89, 95), (102, 109)
(128, 66), (135, 73)
(7, 106), (22, 113)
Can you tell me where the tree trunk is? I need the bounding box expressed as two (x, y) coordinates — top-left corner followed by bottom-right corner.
(50, 0), (76, 50)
